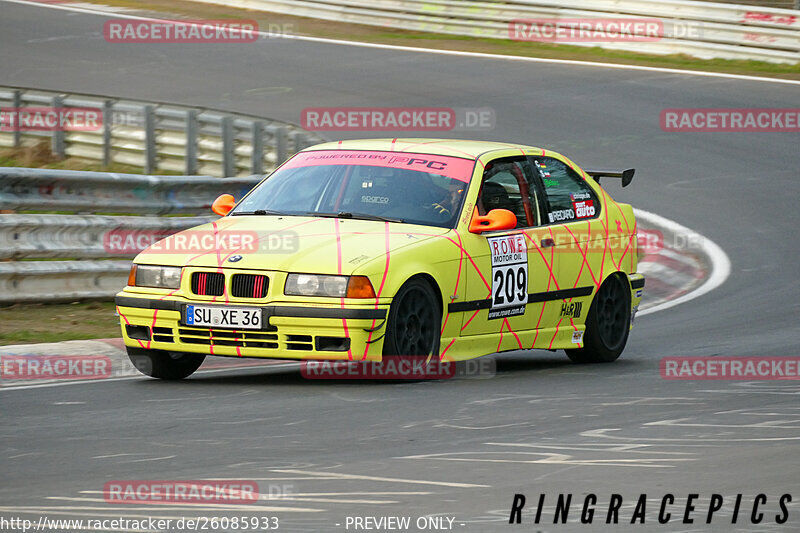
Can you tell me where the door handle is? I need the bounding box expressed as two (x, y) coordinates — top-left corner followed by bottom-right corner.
(541, 238), (555, 248)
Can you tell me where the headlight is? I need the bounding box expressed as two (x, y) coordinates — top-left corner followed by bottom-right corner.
(285, 274), (349, 297)
(284, 274), (377, 298)
(130, 264), (182, 289)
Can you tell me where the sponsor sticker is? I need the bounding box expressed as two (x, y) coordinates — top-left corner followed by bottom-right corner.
(560, 301), (583, 318)
(281, 150), (474, 182)
(548, 209), (575, 223)
(569, 191), (591, 201)
(571, 330), (584, 344)
(573, 199), (596, 219)
(361, 195), (390, 204)
(487, 234), (528, 320)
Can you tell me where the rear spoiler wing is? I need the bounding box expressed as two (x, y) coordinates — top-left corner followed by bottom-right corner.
(585, 168), (635, 187)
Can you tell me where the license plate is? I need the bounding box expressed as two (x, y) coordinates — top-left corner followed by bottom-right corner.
(185, 305), (262, 330)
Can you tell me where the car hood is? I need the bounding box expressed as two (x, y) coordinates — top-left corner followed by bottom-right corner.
(134, 215), (448, 274)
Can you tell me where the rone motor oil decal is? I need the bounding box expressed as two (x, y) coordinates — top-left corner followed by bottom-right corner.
(487, 234), (528, 320)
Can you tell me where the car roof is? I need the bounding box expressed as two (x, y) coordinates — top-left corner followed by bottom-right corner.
(301, 138), (546, 160)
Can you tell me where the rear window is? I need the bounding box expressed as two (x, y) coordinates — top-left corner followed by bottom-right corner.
(533, 157), (599, 224)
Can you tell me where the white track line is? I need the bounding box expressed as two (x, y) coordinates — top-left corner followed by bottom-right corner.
(634, 208), (731, 317)
(3, 0), (800, 86)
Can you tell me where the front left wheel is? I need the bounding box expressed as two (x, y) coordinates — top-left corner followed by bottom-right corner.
(382, 279), (441, 357)
(127, 347), (206, 380)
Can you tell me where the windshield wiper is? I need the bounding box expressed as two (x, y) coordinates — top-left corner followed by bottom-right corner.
(231, 209), (288, 216)
(310, 211), (403, 223)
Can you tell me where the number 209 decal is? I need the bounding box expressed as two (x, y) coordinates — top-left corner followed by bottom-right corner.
(487, 235), (528, 320)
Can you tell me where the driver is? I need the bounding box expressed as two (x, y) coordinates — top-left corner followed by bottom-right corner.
(431, 180), (465, 217)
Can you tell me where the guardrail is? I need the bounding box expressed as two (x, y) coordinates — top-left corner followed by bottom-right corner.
(188, 0), (800, 63)
(0, 168), (262, 303)
(0, 167), (260, 215)
(0, 86), (324, 177)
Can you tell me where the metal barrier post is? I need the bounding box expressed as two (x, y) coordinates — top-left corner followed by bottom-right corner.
(12, 89), (21, 148)
(275, 126), (287, 164)
(185, 109), (198, 175)
(222, 116), (235, 177)
(251, 121), (264, 175)
(293, 132), (309, 153)
(51, 95), (65, 158)
(102, 100), (112, 168)
(143, 105), (156, 174)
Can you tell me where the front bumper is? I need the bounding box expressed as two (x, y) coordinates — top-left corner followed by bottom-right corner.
(116, 293), (389, 361)
(628, 273), (645, 327)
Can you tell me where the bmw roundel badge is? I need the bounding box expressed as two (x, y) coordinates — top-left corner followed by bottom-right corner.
(228, 255), (243, 263)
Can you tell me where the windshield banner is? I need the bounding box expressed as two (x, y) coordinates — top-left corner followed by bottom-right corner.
(281, 150), (475, 183)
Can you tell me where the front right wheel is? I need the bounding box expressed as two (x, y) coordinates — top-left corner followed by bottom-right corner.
(565, 274), (630, 364)
(383, 279), (441, 357)
(127, 347), (206, 380)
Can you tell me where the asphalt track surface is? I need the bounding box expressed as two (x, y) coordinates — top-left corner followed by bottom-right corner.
(1, 2), (799, 531)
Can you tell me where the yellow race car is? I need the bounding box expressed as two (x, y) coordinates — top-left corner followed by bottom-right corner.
(116, 139), (644, 379)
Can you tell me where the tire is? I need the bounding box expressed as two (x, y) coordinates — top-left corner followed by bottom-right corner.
(127, 346), (206, 380)
(565, 274), (630, 364)
(383, 279), (442, 357)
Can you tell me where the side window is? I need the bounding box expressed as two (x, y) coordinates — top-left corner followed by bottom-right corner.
(533, 157), (598, 224)
(477, 158), (541, 228)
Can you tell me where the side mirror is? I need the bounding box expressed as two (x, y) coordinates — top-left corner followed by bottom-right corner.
(211, 194), (235, 216)
(469, 208), (517, 234)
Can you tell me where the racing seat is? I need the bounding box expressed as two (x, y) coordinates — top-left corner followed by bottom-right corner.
(478, 181), (513, 214)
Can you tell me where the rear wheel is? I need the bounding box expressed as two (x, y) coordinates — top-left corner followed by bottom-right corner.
(565, 275), (630, 363)
(383, 279), (441, 356)
(127, 347), (206, 380)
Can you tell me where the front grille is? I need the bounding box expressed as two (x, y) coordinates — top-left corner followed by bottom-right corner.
(179, 327), (279, 349)
(231, 274), (268, 298)
(152, 326), (174, 343)
(175, 327), (343, 352)
(191, 271), (225, 296)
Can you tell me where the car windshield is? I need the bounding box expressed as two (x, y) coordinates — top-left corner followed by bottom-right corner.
(231, 150), (475, 228)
